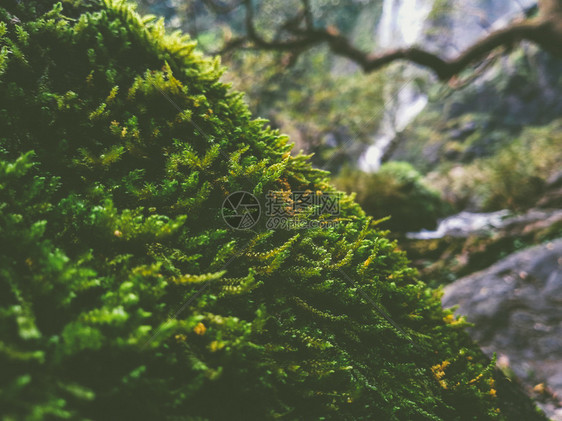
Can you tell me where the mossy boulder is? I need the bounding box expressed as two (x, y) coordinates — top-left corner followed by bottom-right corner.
(0, 1), (547, 419)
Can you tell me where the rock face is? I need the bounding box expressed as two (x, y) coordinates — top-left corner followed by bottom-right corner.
(443, 239), (562, 419)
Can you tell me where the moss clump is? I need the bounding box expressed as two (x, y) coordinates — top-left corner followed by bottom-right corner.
(0, 1), (546, 420)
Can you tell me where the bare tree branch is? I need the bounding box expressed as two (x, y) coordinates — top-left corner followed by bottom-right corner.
(301, 0), (313, 30)
(360, 19), (549, 79)
(208, 0), (562, 81)
(243, 0), (319, 50)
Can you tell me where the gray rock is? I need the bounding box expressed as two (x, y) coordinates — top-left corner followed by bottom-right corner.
(443, 239), (562, 416)
(545, 272), (562, 302)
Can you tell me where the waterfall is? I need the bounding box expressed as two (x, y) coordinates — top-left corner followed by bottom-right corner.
(358, 0), (537, 172)
(377, 0), (435, 49)
(359, 0), (435, 171)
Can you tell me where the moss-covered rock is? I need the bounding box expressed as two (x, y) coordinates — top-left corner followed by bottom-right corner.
(0, 1), (547, 419)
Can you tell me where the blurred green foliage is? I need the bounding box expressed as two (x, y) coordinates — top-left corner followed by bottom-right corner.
(477, 124), (562, 210)
(432, 121), (562, 211)
(0, 1), (546, 419)
(334, 162), (452, 232)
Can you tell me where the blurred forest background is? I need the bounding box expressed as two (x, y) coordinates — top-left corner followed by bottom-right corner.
(133, 1), (562, 417)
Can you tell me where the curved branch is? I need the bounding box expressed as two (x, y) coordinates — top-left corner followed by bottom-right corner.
(361, 19), (549, 79)
(243, 0), (321, 51)
(219, 0), (561, 81)
(216, 36), (249, 55)
(301, 0), (313, 30)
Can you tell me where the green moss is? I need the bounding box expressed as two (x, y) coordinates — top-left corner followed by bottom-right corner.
(0, 1), (546, 420)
